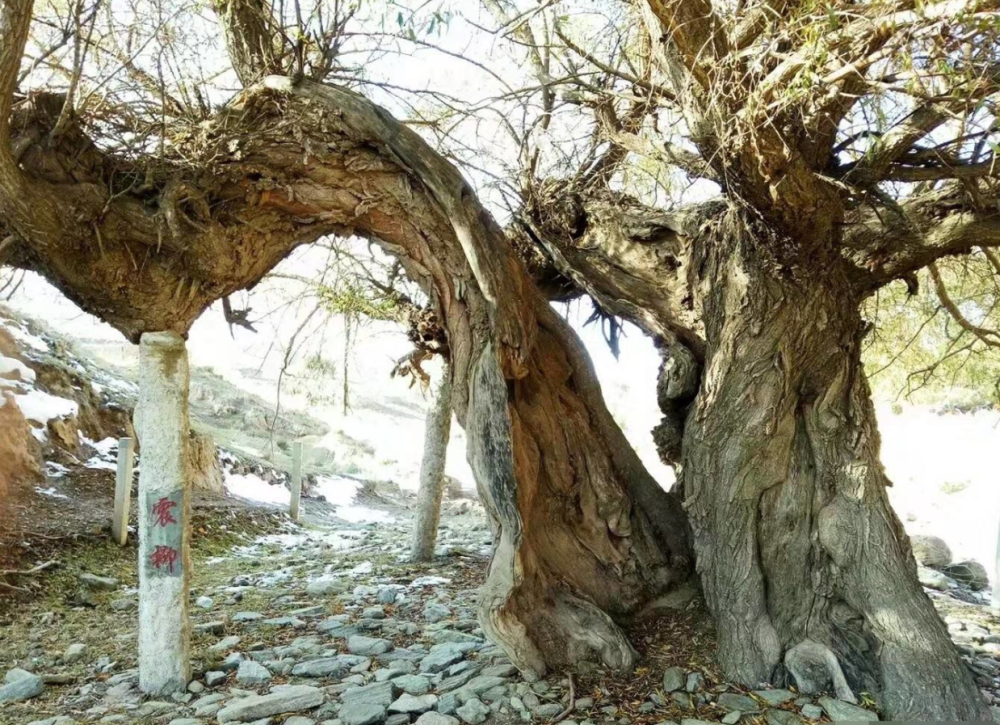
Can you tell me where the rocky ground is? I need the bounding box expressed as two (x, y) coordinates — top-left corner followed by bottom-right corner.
(5, 494), (1000, 725)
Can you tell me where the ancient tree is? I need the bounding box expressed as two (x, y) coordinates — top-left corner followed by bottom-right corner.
(0, 0), (690, 685)
(509, 0), (1000, 719)
(2, 0), (999, 717)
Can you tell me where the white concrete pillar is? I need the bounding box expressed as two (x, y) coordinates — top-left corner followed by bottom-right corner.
(290, 441), (303, 522)
(135, 331), (191, 695)
(112, 437), (134, 546)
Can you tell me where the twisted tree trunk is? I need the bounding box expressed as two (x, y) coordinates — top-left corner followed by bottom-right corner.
(525, 193), (989, 719)
(410, 363), (453, 562)
(0, 70), (693, 678)
(679, 238), (988, 719)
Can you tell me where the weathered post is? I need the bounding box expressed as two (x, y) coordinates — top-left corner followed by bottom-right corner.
(410, 363), (452, 562)
(112, 437), (135, 545)
(290, 441), (303, 522)
(135, 331), (191, 695)
(993, 522), (1000, 610)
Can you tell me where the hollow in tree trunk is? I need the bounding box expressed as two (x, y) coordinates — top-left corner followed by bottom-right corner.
(410, 362), (453, 562)
(681, 237), (989, 721)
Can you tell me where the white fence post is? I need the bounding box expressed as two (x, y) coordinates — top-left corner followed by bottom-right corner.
(290, 441), (303, 522)
(112, 437), (135, 546)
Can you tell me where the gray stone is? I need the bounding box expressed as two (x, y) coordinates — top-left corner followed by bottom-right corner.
(395, 674), (432, 695)
(662, 667), (685, 693)
(424, 603), (451, 623)
(210, 636), (242, 653)
(785, 641), (856, 703)
(306, 578), (347, 596)
(943, 560), (990, 591)
(286, 718), (317, 725)
(918, 566), (958, 591)
(237, 660), (273, 686)
(196, 596), (214, 609)
(0, 668), (45, 702)
(349, 636), (393, 656)
(753, 690), (795, 707)
(344, 682), (398, 709)
(341, 702), (388, 725)
(717, 694), (758, 713)
(416, 713), (460, 725)
(168, 720), (206, 725)
(193, 693), (227, 716)
(80, 573), (119, 590)
(766, 711), (804, 725)
(910, 534), (952, 568)
(818, 697), (879, 722)
(292, 658), (351, 678)
(195, 621), (227, 635)
(430, 630), (481, 645)
(222, 652), (244, 671)
(534, 704), (564, 718)
(363, 606), (386, 619)
(456, 698), (491, 725)
(217, 684), (325, 723)
(390, 694), (439, 714)
(233, 612), (265, 622)
(800, 704), (823, 720)
(205, 671), (227, 687)
(263, 616), (306, 628)
(420, 649), (465, 674)
(387, 715), (410, 725)
(721, 712), (741, 725)
(685, 672), (704, 693)
(64, 643), (88, 663)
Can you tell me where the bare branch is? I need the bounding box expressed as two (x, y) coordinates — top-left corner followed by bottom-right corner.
(928, 261), (1000, 348)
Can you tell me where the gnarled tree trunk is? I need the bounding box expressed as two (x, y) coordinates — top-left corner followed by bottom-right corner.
(524, 191), (989, 719)
(0, 58), (693, 675)
(682, 235), (989, 720)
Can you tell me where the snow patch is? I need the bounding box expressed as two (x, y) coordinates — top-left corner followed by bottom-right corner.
(0, 354), (35, 383)
(35, 486), (69, 499)
(1, 321), (48, 352)
(83, 436), (119, 470)
(225, 470), (290, 506)
(12, 389), (78, 441)
(314, 475), (395, 524)
(410, 576), (451, 588)
(45, 461), (70, 478)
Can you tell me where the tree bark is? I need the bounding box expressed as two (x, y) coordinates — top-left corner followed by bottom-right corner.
(681, 233), (990, 720)
(410, 363), (453, 562)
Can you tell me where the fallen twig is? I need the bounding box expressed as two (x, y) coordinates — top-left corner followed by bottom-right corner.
(0, 559), (59, 577)
(552, 673), (575, 723)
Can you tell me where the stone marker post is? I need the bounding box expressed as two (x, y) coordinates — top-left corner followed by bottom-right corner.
(290, 441), (303, 521)
(135, 331), (191, 695)
(112, 437), (135, 546)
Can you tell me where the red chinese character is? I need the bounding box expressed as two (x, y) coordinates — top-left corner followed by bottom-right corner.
(151, 496), (178, 527)
(150, 545), (179, 573)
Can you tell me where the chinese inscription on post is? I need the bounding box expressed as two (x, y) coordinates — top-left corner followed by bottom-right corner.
(145, 490), (183, 578)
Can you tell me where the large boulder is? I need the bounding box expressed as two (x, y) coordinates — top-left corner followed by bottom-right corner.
(910, 534), (952, 569)
(942, 560), (990, 591)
